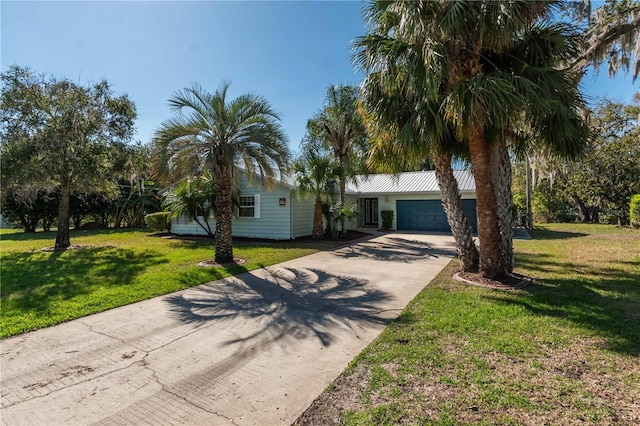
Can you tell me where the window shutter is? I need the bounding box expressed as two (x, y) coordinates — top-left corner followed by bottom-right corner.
(254, 194), (261, 218)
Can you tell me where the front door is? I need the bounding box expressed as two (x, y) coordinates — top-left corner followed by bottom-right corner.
(364, 198), (378, 227)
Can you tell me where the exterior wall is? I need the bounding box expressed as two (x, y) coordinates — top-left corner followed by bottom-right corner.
(171, 175), (295, 240)
(359, 191), (476, 230)
(171, 215), (213, 236)
(171, 177), (477, 238)
(291, 194), (316, 238)
(233, 183), (292, 239)
(345, 194), (360, 230)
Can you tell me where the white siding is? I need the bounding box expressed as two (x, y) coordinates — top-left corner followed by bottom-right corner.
(233, 184), (292, 239)
(170, 170), (477, 238)
(171, 215), (214, 236)
(172, 173), (294, 240)
(291, 195), (316, 238)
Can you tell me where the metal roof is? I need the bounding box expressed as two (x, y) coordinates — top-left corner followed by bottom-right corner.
(346, 170), (475, 194)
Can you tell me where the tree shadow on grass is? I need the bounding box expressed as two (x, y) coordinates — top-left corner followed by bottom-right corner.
(0, 230), (59, 242)
(1, 247), (168, 312)
(484, 252), (640, 355)
(332, 236), (457, 263)
(529, 228), (588, 240)
(168, 237), (337, 253)
(0, 228), (151, 242)
(166, 266), (394, 348)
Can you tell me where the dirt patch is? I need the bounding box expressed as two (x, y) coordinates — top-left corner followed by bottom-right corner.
(454, 271), (531, 289)
(295, 336), (640, 425)
(41, 245), (85, 252)
(197, 258), (246, 267)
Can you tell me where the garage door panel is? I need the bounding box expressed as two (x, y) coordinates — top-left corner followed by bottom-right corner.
(397, 199), (477, 232)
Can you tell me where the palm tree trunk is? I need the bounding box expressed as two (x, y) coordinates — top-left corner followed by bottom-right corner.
(339, 176), (347, 237)
(214, 164), (234, 263)
(432, 144), (479, 272)
(491, 138), (514, 273)
(467, 128), (505, 278)
(55, 180), (71, 250)
(313, 195), (324, 239)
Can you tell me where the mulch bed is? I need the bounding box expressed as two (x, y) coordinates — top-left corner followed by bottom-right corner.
(453, 271), (531, 289)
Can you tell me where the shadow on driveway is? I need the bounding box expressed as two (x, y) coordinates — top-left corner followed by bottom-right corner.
(166, 266), (394, 348)
(333, 235), (457, 263)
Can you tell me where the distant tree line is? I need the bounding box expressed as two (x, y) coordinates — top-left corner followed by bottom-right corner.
(512, 96), (640, 226)
(1, 178), (162, 233)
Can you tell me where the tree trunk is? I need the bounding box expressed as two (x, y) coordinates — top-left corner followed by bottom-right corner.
(73, 214), (82, 230)
(491, 138), (514, 273)
(525, 156), (533, 229)
(23, 218), (37, 233)
(572, 194), (591, 222)
(313, 195), (324, 239)
(467, 128), (505, 279)
(339, 176), (347, 237)
(214, 164), (234, 264)
(590, 203), (600, 223)
(55, 181), (71, 249)
(322, 202), (333, 236)
(432, 144), (479, 272)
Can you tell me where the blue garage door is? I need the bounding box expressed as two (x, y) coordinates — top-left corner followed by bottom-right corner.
(396, 200), (477, 232)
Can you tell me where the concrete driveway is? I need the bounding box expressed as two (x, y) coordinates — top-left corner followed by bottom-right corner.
(1, 232), (456, 426)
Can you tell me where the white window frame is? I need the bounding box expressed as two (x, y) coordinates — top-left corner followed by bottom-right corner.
(238, 194), (260, 218)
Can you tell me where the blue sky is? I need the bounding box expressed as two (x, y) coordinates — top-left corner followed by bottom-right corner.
(2, 1), (637, 156)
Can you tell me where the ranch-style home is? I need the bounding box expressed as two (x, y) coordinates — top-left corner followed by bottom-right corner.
(171, 169), (477, 239)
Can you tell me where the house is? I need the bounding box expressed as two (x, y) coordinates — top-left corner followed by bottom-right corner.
(171, 169), (477, 239)
(346, 170), (477, 232)
(171, 172), (316, 240)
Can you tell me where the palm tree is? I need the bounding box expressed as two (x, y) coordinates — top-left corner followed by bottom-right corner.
(360, 92), (480, 272)
(163, 174), (217, 238)
(154, 82), (290, 263)
(293, 145), (339, 240)
(305, 85), (368, 237)
(356, 0), (589, 278)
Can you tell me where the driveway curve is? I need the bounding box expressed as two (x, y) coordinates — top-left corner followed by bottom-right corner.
(1, 232), (456, 426)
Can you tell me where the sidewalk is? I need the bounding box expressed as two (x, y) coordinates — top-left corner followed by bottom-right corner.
(1, 233), (456, 425)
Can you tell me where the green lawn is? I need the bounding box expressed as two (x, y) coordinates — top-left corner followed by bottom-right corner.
(297, 223), (640, 425)
(0, 228), (330, 338)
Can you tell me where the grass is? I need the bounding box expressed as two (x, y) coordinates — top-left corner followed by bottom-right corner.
(0, 228), (331, 338)
(297, 223), (640, 425)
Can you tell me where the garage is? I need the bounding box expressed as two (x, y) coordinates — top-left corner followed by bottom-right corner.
(397, 199), (477, 233)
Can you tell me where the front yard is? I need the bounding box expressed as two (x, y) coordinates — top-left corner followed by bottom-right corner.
(0, 228), (331, 338)
(296, 223), (640, 425)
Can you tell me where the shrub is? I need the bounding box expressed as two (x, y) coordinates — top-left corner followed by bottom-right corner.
(145, 212), (172, 232)
(630, 194), (640, 228)
(532, 184), (575, 223)
(381, 210), (394, 230)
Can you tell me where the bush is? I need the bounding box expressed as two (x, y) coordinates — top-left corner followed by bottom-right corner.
(381, 210), (394, 230)
(144, 212), (172, 232)
(532, 184), (575, 223)
(630, 194), (640, 228)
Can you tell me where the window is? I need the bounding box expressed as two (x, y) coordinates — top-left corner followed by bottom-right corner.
(238, 194), (260, 218)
